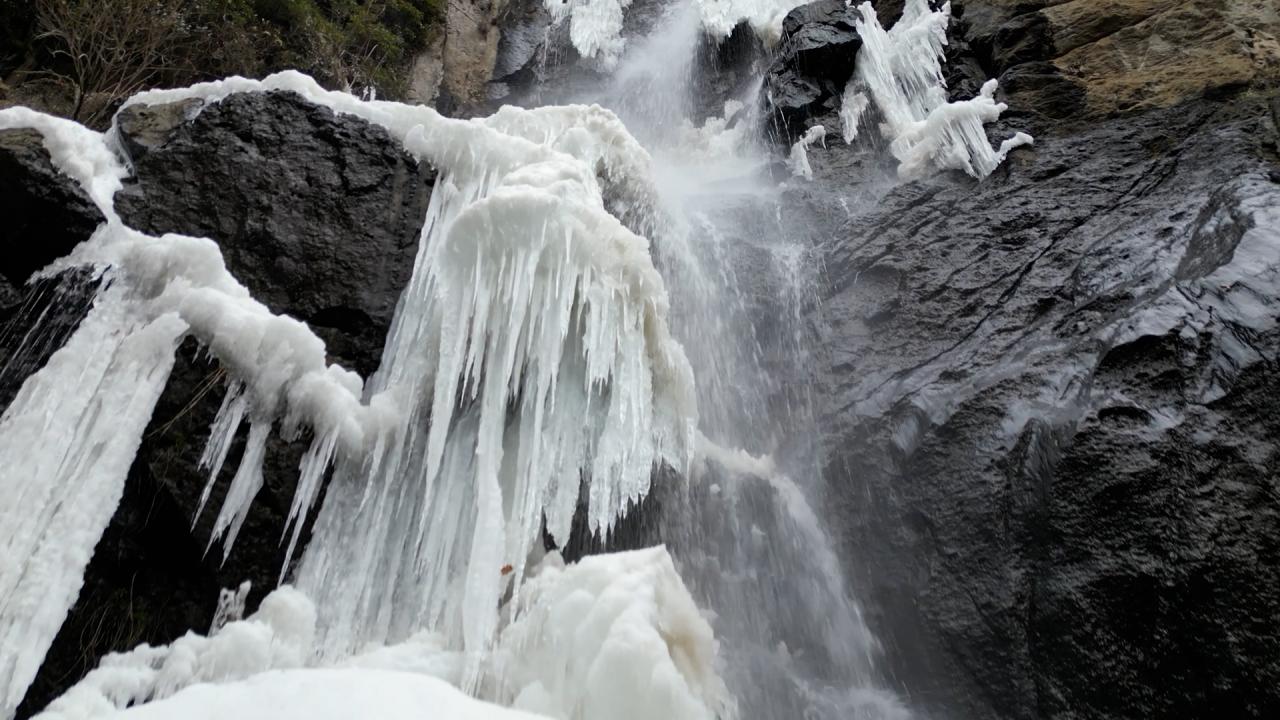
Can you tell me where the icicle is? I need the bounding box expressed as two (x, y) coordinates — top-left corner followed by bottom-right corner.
(840, 0), (1033, 179)
(0, 291), (185, 719)
(196, 380), (248, 523)
(788, 125), (826, 181)
(545, 0), (635, 69)
(207, 420), (271, 562)
(839, 91), (869, 143)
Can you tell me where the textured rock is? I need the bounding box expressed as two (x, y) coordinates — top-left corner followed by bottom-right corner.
(0, 128), (104, 286)
(793, 58), (1280, 720)
(763, 0), (863, 135)
(969, 0), (1280, 118)
(440, 0), (505, 114)
(15, 91), (432, 716)
(0, 128), (104, 415)
(114, 91), (432, 378)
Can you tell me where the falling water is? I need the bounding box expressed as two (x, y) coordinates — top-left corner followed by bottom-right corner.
(527, 2), (909, 717)
(0, 0), (1035, 715)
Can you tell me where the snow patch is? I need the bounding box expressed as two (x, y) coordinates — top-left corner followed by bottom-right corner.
(114, 670), (549, 720)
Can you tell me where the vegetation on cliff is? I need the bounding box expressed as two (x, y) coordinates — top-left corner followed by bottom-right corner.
(0, 0), (443, 127)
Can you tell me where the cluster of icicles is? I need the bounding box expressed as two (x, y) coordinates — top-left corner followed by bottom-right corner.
(786, 0), (1032, 181)
(0, 73), (719, 720)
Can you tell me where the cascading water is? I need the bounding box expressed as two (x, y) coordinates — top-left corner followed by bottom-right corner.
(0, 0), (1032, 717)
(521, 2), (907, 717)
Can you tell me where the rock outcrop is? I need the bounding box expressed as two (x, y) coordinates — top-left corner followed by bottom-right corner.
(0, 129), (104, 413)
(8, 91), (433, 717)
(777, 0), (1280, 717)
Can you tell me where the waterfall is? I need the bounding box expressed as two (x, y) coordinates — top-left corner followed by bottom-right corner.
(0, 0), (1035, 717)
(538, 2), (909, 717)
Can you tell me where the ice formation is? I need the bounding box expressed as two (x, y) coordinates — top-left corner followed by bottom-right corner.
(787, 125), (826, 181)
(694, 0), (811, 43)
(111, 670), (548, 720)
(546, 0), (635, 69)
(842, 0), (1033, 179)
(0, 70), (704, 716)
(37, 549), (728, 720)
(0, 109), (176, 719)
(838, 92), (870, 144)
(493, 548), (733, 720)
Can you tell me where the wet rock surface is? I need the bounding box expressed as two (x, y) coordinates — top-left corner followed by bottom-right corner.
(764, 0), (864, 135)
(785, 5), (1280, 714)
(12, 91), (432, 716)
(0, 129), (103, 287)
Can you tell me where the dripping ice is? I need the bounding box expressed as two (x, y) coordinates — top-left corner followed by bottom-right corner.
(840, 0), (1033, 179)
(0, 72), (715, 719)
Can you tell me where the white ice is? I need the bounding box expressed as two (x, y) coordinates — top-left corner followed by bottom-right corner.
(1, 70), (703, 717)
(127, 72), (699, 688)
(39, 549), (730, 720)
(787, 124), (826, 181)
(110, 670), (549, 720)
(842, 0), (1033, 179)
(695, 0), (811, 44)
(546, 0), (635, 70)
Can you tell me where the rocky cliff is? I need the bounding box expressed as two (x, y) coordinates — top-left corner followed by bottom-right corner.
(774, 0), (1280, 718)
(0, 0), (1278, 718)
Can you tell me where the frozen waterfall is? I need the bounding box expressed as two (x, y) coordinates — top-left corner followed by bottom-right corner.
(0, 0), (1036, 717)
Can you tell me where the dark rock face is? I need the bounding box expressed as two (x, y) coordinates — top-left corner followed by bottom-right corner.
(0, 128), (103, 286)
(0, 129), (104, 413)
(114, 91), (432, 378)
(794, 52), (1280, 720)
(763, 0), (863, 136)
(14, 91), (432, 716)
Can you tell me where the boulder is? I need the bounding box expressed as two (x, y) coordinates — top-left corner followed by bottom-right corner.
(15, 91), (433, 716)
(0, 128), (104, 286)
(764, 0), (863, 135)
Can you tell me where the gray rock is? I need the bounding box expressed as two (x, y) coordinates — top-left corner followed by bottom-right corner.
(764, 0), (863, 136)
(114, 91), (433, 378)
(799, 85), (1280, 719)
(0, 128), (104, 286)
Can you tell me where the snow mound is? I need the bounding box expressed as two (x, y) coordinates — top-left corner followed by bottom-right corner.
(38, 549), (730, 720)
(109, 670), (549, 720)
(495, 548), (734, 720)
